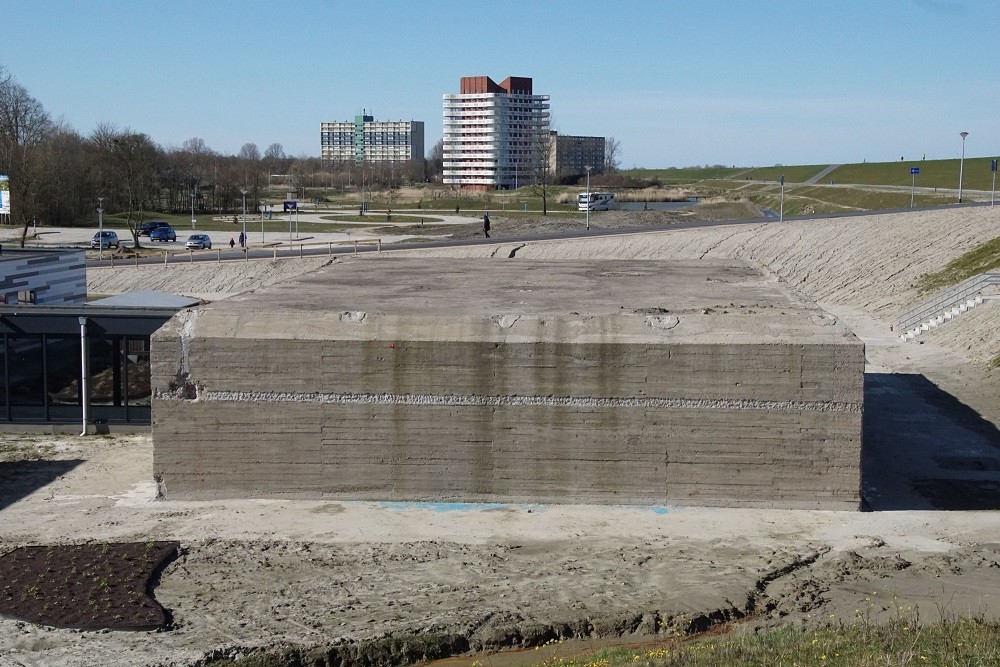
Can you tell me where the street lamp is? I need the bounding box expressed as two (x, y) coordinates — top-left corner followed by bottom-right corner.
(584, 165), (592, 231)
(190, 189), (196, 230)
(97, 197), (104, 260)
(240, 188), (248, 256)
(958, 131), (970, 203)
(779, 174), (786, 222)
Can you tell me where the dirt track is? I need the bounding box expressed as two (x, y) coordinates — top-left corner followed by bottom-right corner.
(2, 206), (999, 666)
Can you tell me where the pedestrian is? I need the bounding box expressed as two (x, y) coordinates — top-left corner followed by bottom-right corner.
(229, 237), (235, 249)
(238, 232), (245, 248)
(483, 211), (491, 238)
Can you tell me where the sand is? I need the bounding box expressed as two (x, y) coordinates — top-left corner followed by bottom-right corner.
(1, 206), (999, 666)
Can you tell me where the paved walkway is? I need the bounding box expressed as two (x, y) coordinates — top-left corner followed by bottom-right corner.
(3, 212), (483, 251)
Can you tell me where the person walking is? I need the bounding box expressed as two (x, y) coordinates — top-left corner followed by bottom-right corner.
(238, 232), (245, 248)
(483, 211), (491, 239)
(229, 237), (235, 249)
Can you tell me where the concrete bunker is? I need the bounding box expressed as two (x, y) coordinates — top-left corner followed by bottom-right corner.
(151, 258), (864, 509)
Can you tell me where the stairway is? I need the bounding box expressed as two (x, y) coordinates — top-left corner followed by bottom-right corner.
(896, 271), (1000, 341)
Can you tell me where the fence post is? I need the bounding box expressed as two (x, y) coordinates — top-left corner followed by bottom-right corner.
(217, 249), (221, 263)
(354, 241), (358, 254)
(164, 252), (168, 266)
(377, 239), (381, 253)
(328, 242), (332, 256)
(135, 252), (138, 267)
(299, 243), (303, 258)
(189, 249), (193, 263)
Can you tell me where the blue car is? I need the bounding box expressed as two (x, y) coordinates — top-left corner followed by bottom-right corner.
(149, 226), (177, 242)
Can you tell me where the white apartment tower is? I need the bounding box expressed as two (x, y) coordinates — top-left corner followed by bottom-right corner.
(443, 76), (550, 190)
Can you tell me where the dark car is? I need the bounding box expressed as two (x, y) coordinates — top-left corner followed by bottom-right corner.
(149, 226), (177, 242)
(138, 220), (170, 236)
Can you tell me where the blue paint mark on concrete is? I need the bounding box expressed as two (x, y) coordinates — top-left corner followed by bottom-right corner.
(354, 501), (549, 513)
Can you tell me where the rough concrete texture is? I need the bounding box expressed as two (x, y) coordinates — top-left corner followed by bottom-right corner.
(152, 258), (863, 509)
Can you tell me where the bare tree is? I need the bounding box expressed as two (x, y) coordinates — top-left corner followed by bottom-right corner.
(531, 130), (557, 215)
(0, 66), (54, 245)
(238, 142), (262, 204)
(92, 123), (162, 247)
(427, 138), (444, 182)
(604, 136), (622, 173)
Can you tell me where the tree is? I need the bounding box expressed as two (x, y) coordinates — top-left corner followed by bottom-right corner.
(604, 136), (621, 173)
(0, 66), (54, 246)
(92, 123), (162, 247)
(530, 130), (557, 215)
(427, 138), (444, 182)
(238, 142), (262, 205)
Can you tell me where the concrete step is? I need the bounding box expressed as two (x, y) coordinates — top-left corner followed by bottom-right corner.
(898, 296), (985, 341)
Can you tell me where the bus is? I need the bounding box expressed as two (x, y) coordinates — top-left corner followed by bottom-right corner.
(578, 192), (616, 211)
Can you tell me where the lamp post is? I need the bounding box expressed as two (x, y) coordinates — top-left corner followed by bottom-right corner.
(190, 189), (196, 230)
(958, 131), (969, 203)
(97, 197), (104, 260)
(584, 165), (592, 231)
(240, 188), (248, 256)
(779, 174), (785, 222)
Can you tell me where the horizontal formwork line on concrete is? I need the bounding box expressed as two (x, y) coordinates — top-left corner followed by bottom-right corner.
(158, 389), (862, 413)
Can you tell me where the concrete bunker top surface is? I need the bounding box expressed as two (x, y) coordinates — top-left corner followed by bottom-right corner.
(173, 258), (859, 346)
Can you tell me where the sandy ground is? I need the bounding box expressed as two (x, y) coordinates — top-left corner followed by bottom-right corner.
(2, 207), (1000, 666)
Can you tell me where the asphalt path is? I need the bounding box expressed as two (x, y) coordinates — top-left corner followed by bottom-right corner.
(81, 200), (998, 268)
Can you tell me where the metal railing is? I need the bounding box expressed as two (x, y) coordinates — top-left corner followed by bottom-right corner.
(896, 271), (1000, 331)
(106, 238), (381, 268)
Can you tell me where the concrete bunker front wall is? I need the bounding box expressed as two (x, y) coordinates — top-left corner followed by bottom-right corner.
(153, 337), (862, 510)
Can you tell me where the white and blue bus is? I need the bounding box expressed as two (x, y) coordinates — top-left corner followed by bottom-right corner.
(577, 192), (616, 211)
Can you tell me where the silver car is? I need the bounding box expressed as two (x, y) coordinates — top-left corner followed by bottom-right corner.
(185, 233), (212, 250)
(91, 231), (119, 249)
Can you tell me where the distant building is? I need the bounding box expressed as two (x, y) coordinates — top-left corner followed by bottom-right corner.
(443, 76), (550, 190)
(550, 132), (605, 180)
(0, 248), (85, 306)
(321, 114), (425, 166)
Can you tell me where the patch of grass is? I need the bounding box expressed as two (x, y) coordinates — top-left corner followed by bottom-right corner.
(533, 618), (1000, 667)
(730, 164), (831, 184)
(627, 166), (746, 183)
(319, 214), (442, 225)
(698, 180), (955, 216)
(827, 157), (998, 191)
(0, 439), (56, 463)
(915, 236), (1000, 294)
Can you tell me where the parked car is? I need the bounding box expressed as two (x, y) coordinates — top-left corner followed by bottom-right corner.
(138, 220), (170, 236)
(185, 233), (212, 250)
(149, 226), (177, 242)
(91, 231), (119, 249)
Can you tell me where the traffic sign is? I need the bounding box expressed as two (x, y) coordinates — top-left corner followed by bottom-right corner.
(991, 159), (997, 173)
(910, 167), (920, 175)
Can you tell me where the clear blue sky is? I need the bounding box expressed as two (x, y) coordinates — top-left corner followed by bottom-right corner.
(2, 0), (997, 168)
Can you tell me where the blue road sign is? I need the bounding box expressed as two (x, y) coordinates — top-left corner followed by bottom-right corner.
(910, 167), (920, 175)
(991, 159), (997, 172)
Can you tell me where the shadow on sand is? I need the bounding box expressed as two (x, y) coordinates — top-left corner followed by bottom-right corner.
(0, 459), (84, 512)
(862, 372), (1000, 511)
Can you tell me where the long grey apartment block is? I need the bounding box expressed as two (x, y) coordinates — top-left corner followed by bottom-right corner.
(151, 258), (864, 509)
(0, 248), (86, 305)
